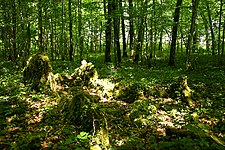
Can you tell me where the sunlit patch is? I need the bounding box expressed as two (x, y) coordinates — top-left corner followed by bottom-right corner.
(41, 141), (53, 148)
(156, 128), (166, 136)
(7, 126), (20, 132)
(6, 114), (17, 123)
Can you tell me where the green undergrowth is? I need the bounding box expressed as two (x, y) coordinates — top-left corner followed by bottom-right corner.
(0, 54), (225, 149)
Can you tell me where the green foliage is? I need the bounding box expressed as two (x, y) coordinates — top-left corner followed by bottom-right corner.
(1, 56), (225, 149)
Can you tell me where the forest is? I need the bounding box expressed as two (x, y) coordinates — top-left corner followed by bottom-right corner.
(0, 0), (225, 149)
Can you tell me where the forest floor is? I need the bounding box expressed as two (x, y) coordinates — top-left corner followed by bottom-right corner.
(0, 54), (225, 150)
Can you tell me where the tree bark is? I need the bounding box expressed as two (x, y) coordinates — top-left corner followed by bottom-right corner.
(38, 0), (44, 53)
(112, 0), (121, 66)
(134, 17), (144, 64)
(128, 0), (134, 59)
(78, 0), (83, 62)
(120, 0), (127, 58)
(200, 13), (210, 54)
(69, 0), (74, 61)
(12, 0), (17, 61)
(218, 0), (223, 64)
(221, 21), (225, 65)
(169, 0), (182, 66)
(186, 0), (199, 70)
(104, 0), (112, 62)
(206, 1), (215, 55)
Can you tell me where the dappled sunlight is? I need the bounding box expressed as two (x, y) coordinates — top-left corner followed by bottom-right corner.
(1, 58), (225, 149)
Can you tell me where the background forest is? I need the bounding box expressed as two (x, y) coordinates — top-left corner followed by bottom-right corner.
(1, 0), (225, 149)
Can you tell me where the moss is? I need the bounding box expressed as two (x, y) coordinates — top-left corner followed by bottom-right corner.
(168, 76), (193, 106)
(144, 85), (168, 98)
(62, 89), (107, 132)
(72, 60), (98, 86)
(177, 76), (193, 106)
(23, 53), (53, 91)
(114, 83), (144, 103)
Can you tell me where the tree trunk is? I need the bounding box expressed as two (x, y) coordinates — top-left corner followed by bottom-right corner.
(158, 0), (163, 52)
(38, 0), (44, 53)
(192, 24), (198, 53)
(206, 1), (215, 55)
(104, 0), (112, 62)
(99, 21), (102, 53)
(112, 0), (121, 66)
(221, 21), (225, 65)
(61, 0), (65, 60)
(120, 0), (127, 58)
(128, 0), (134, 59)
(78, 0), (83, 62)
(134, 17), (144, 64)
(169, 0), (182, 66)
(50, 10), (55, 61)
(153, 0), (157, 65)
(12, 0), (17, 61)
(26, 9), (31, 59)
(200, 13), (210, 54)
(218, 0), (223, 65)
(186, 0), (199, 70)
(69, 0), (74, 61)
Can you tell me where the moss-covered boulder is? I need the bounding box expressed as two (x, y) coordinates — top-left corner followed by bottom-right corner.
(23, 53), (54, 91)
(71, 60), (98, 86)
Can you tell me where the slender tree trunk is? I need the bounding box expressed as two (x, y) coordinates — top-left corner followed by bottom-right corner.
(200, 13), (210, 54)
(221, 21), (225, 65)
(50, 18), (54, 60)
(99, 21), (102, 53)
(206, 1), (215, 55)
(149, 15), (154, 67)
(134, 17), (144, 64)
(61, 0), (65, 60)
(90, 20), (94, 53)
(112, 0), (121, 66)
(158, 0), (163, 52)
(134, 1), (144, 64)
(2, 1), (11, 60)
(18, 0), (25, 59)
(192, 24), (198, 53)
(78, 0), (83, 62)
(120, 0), (127, 58)
(180, 27), (184, 53)
(50, 10), (55, 60)
(1, 29), (4, 59)
(12, 0), (17, 61)
(159, 31), (163, 51)
(153, 0), (157, 65)
(128, 0), (134, 59)
(169, 0), (182, 66)
(145, 15), (148, 57)
(69, 0), (73, 61)
(186, 0), (199, 70)
(38, 0), (43, 53)
(218, 0), (223, 64)
(26, 16), (31, 57)
(104, 0), (112, 62)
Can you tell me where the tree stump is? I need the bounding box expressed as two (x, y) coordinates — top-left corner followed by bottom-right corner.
(23, 53), (56, 91)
